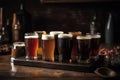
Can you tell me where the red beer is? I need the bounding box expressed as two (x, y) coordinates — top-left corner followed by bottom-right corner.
(25, 33), (38, 59)
(69, 32), (82, 63)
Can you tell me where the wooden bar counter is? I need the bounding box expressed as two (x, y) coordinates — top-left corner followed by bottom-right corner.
(0, 54), (119, 80)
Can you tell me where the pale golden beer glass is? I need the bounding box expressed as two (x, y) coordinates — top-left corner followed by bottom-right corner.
(42, 34), (55, 61)
(35, 31), (46, 59)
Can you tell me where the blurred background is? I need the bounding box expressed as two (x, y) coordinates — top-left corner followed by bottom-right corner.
(0, 0), (120, 44)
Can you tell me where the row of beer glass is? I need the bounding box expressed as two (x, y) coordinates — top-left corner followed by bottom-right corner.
(23, 31), (101, 63)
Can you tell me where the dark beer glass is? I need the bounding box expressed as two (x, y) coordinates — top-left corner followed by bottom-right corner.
(11, 42), (25, 62)
(58, 34), (73, 63)
(89, 34), (101, 62)
(69, 32), (82, 63)
(76, 35), (92, 63)
(42, 34), (55, 62)
(25, 32), (38, 60)
(50, 31), (64, 62)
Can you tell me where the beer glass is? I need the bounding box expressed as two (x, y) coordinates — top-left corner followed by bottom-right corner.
(50, 31), (64, 62)
(69, 31), (82, 63)
(35, 31), (46, 59)
(11, 42), (25, 62)
(76, 35), (92, 63)
(42, 34), (55, 61)
(58, 34), (73, 63)
(25, 32), (38, 60)
(89, 33), (101, 62)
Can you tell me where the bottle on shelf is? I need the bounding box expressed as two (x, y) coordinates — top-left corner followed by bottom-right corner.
(16, 0), (32, 33)
(105, 13), (113, 45)
(12, 13), (24, 42)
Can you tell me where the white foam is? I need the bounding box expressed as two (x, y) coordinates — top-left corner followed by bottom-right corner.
(24, 33), (38, 38)
(25, 35), (38, 38)
(13, 42), (25, 49)
(76, 36), (92, 40)
(58, 34), (73, 38)
(42, 34), (54, 40)
(91, 34), (101, 38)
(50, 31), (64, 35)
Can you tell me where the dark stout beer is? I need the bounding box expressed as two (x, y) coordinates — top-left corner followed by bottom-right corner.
(89, 34), (101, 62)
(58, 34), (73, 63)
(77, 36), (92, 63)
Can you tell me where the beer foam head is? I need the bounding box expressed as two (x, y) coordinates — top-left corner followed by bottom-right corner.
(24, 33), (39, 38)
(50, 31), (64, 35)
(13, 42), (25, 49)
(42, 34), (54, 40)
(58, 34), (73, 38)
(92, 34), (101, 38)
(76, 36), (92, 40)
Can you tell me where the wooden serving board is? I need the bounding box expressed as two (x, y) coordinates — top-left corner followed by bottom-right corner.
(13, 57), (96, 72)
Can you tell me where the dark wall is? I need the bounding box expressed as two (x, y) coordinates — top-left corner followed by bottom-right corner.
(1, 0), (120, 43)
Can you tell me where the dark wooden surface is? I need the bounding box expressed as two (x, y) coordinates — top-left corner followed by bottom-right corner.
(13, 57), (94, 72)
(0, 54), (119, 80)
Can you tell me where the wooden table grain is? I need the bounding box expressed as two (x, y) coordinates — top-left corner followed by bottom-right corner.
(0, 55), (119, 80)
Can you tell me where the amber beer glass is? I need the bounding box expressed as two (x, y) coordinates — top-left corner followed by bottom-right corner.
(58, 34), (73, 63)
(69, 32), (82, 63)
(42, 34), (55, 61)
(76, 35), (92, 63)
(50, 31), (64, 62)
(25, 32), (38, 60)
(35, 31), (46, 59)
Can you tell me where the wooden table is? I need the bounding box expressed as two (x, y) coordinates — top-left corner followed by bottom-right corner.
(0, 54), (119, 80)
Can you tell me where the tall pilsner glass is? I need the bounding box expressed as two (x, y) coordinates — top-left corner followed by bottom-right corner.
(35, 31), (46, 59)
